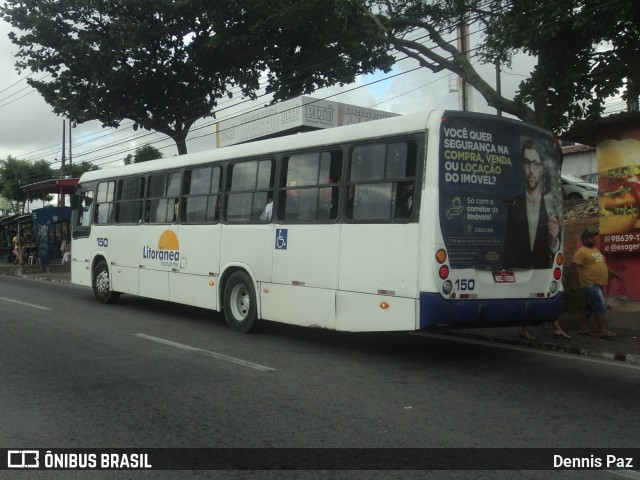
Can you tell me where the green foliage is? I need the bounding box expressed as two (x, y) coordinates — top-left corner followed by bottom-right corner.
(0, 156), (55, 211)
(67, 161), (100, 178)
(351, 0), (639, 131)
(478, 0), (640, 132)
(0, 0), (393, 154)
(124, 145), (163, 165)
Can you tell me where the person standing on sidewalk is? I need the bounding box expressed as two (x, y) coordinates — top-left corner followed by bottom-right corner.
(12, 231), (22, 265)
(572, 230), (623, 339)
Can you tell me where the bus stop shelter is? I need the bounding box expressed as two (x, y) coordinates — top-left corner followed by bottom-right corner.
(22, 178), (79, 207)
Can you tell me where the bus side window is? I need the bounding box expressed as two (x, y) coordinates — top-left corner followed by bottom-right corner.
(94, 180), (115, 224)
(115, 176), (145, 224)
(347, 141), (416, 222)
(146, 172), (179, 223)
(278, 150), (341, 223)
(393, 182), (414, 219)
(181, 168), (221, 224)
(225, 159), (274, 224)
(79, 193), (93, 227)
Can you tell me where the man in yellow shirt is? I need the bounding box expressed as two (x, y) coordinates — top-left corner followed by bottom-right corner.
(572, 230), (623, 338)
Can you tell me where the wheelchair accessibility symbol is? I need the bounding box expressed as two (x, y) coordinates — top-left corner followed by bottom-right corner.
(275, 228), (288, 250)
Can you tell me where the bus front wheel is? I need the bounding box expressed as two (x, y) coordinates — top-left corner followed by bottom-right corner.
(93, 260), (120, 304)
(223, 271), (258, 333)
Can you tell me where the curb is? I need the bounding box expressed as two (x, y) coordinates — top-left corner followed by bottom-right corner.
(23, 275), (72, 285)
(444, 330), (640, 366)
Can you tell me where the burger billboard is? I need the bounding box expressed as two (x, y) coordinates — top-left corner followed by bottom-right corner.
(597, 138), (640, 254)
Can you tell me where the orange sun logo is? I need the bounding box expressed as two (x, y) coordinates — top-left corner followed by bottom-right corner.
(158, 230), (179, 250)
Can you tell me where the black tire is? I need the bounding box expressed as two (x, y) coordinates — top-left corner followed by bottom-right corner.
(567, 192), (582, 200)
(223, 271), (258, 333)
(92, 260), (120, 304)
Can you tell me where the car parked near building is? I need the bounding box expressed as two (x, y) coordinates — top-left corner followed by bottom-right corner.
(581, 173), (598, 184)
(561, 173), (598, 199)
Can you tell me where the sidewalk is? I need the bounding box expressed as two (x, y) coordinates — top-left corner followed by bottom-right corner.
(443, 310), (640, 365)
(1, 261), (638, 364)
(0, 261), (72, 284)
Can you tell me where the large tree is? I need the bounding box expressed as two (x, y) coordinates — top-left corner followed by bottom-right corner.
(0, 156), (54, 212)
(1, 0), (393, 155)
(124, 144), (163, 165)
(351, 0), (639, 132)
(66, 160), (100, 178)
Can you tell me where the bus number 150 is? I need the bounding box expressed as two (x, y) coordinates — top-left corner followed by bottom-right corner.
(455, 279), (475, 291)
(97, 237), (109, 247)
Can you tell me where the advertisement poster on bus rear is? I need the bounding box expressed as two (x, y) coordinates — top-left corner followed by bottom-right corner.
(438, 111), (563, 270)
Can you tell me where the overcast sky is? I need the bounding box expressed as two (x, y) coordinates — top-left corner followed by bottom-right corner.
(0, 17), (536, 176)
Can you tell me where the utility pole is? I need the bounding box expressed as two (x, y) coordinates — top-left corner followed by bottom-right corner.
(60, 120), (66, 206)
(68, 120), (73, 173)
(495, 59), (502, 117)
(457, 21), (472, 111)
(61, 120), (66, 177)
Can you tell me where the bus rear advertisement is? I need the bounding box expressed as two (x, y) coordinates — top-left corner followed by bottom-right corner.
(71, 109), (563, 333)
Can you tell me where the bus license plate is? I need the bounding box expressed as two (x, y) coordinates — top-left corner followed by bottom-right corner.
(492, 272), (516, 283)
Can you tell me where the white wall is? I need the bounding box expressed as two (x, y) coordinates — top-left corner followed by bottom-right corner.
(562, 148), (597, 178)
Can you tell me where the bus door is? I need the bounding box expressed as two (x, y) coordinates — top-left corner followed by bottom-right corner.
(71, 187), (95, 287)
(264, 151), (342, 329)
(337, 141), (421, 332)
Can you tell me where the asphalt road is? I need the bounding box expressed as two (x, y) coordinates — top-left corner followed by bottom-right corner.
(1, 275), (639, 480)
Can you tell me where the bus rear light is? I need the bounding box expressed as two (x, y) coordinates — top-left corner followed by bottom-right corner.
(438, 265), (449, 279)
(380, 302), (390, 310)
(555, 253), (564, 265)
(442, 280), (453, 295)
(553, 267), (562, 280)
(435, 249), (447, 264)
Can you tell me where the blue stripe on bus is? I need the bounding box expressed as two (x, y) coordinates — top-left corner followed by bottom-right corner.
(419, 292), (564, 329)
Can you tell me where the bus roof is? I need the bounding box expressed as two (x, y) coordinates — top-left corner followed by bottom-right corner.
(78, 109), (533, 184)
(79, 110), (441, 184)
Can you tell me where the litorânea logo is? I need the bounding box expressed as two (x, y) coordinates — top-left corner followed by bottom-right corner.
(142, 230), (180, 268)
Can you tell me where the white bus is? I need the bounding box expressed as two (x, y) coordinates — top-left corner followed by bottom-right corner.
(71, 110), (564, 333)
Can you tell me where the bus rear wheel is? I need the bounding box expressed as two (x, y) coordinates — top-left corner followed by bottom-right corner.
(93, 260), (120, 304)
(223, 271), (257, 333)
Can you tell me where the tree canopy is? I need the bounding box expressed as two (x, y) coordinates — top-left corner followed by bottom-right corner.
(66, 160), (100, 178)
(2, 0), (636, 142)
(0, 0), (393, 155)
(124, 145), (163, 165)
(352, 0), (639, 132)
(0, 156), (54, 212)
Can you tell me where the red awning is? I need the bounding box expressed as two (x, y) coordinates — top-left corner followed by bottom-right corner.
(22, 178), (79, 195)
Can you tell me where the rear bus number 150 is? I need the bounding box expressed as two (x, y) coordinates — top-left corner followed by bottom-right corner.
(455, 279), (475, 291)
(97, 237), (109, 247)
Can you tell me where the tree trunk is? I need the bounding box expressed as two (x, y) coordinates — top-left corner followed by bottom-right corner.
(174, 136), (188, 155)
(532, 54), (549, 128)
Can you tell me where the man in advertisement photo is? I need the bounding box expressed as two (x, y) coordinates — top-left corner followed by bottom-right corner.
(503, 138), (561, 269)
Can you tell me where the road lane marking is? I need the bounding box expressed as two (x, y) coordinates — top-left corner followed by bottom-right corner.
(0, 297), (51, 311)
(413, 332), (640, 370)
(133, 333), (276, 371)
